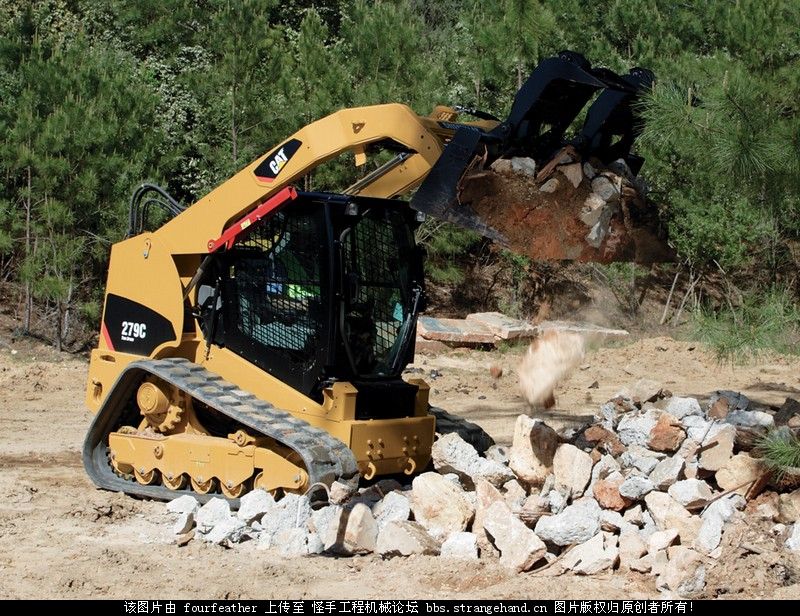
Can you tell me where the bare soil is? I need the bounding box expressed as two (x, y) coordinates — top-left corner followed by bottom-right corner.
(1, 336), (800, 599)
(462, 163), (671, 264)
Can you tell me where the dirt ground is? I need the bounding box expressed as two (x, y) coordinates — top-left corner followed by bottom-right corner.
(1, 335), (800, 600)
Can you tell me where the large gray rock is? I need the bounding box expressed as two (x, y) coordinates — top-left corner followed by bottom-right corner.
(647, 528), (679, 554)
(323, 502), (378, 555)
(694, 512), (724, 556)
(167, 495), (200, 516)
(697, 424), (736, 471)
(668, 479), (713, 509)
(649, 456), (685, 490)
(483, 501), (547, 572)
(173, 511), (194, 535)
(376, 520), (439, 557)
(786, 523), (800, 551)
(715, 453), (764, 495)
(195, 498), (231, 534)
(600, 510), (625, 533)
(329, 480), (357, 505)
(623, 504), (644, 527)
(665, 397), (703, 419)
(259, 493), (313, 548)
(726, 409), (775, 429)
(779, 489), (800, 523)
(202, 516), (249, 546)
(617, 409), (660, 447)
(591, 176), (620, 203)
(591, 454), (623, 486)
(237, 489), (275, 523)
(561, 532), (619, 575)
(619, 476), (654, 501)
(432, 432), (514, 488)
(534, 498), (601, 547)
(440, 531), (479, 560)
(644, 492), (702, 543)
(508, 415), (560, 486)
(511, 157), (537, 177)
(553, 444), (594, 496)
(410, 472), (474, 539)
(620, 445), (663, 475)
(660, 546), (706, 597)
(619, 530), (647, 569)
(276, 527), (324, 556)
(503, 479), (528, 511)
(310, 505), (339, 540)
(372, 491), (411, 531)
(485, 445), (510, 466)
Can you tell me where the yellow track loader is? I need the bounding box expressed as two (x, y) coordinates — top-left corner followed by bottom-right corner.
(83, 51), (653, 501)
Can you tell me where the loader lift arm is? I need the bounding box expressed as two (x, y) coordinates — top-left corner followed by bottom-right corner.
(155, 51), (652, 258)
(155, 104), (495, 256)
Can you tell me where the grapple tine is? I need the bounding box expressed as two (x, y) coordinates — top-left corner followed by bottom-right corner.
(575, 68), (655, 173)
(411, 52), (655, 247)
(496, 51), (608, 159)
(410, 127), (508, 244)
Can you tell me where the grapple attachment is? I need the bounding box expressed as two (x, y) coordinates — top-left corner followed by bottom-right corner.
(411, 51), (657, 258)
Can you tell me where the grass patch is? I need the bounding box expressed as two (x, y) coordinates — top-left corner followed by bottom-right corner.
(755, 428), (800, 480)
(495, 338), (531, 354)
(691, 287), (800, 363)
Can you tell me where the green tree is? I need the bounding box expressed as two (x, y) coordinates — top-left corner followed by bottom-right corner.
(1, 26), (164, 348)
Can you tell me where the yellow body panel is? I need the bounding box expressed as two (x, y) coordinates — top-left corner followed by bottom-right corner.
(87, 102), (495, 491)
(87, 341), (435, 480)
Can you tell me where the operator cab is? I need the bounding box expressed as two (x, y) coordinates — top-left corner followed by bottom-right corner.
(197, 192), (426, 418)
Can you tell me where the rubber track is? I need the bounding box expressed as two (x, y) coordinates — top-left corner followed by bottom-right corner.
(83, 358), (358, 505)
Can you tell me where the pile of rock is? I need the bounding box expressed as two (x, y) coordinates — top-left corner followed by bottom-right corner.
(461, 148), (672, 264)
(164, 384), (800, 598)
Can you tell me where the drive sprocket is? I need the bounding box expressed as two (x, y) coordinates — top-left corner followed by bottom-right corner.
(136, 379), (184, 433)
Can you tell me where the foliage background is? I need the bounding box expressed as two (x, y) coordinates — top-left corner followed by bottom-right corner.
(0, 0), (798, 351)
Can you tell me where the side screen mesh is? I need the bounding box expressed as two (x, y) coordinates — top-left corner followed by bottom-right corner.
(230, 210), (323, 361)
(342, 211), (409, 375)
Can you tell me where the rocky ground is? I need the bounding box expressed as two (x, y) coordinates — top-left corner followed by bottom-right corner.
(2, 336), (800, 599)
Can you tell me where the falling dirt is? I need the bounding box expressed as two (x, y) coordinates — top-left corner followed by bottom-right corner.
(1, 336), (800, 599)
